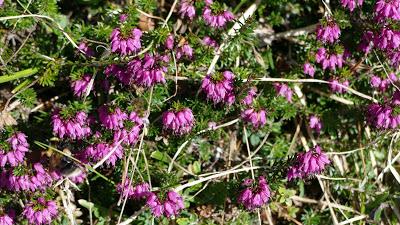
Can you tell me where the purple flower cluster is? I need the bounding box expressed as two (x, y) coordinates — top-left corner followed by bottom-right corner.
(116, 179), (150, 199)
(201, 71), (235, 105)
(366, 91), (400, 129)
(52, 109), (91, 140)
(162, 108), (195, 135)
(202, 1), (234, 28)
(175, 42), (193, 60)
(0, 132), (29, 167)
(316, 21), (341, 43)
(165, 35), (174, 50)
(287, 145), (330, 180)
(202, 36), (219, 50)
(110, 28), (142, 55)
(179, 0), (196, 20)
(374, 28), (400, 50)
(241, 108), (267, 129)
(303, 62), (315, 77)
(309, 115), (322, 134)
(113, 111), (144, 145)
(98, 105), (127, 130)
(0, 210), (14, 225)
(370, 74), (397, 92)
(71, 74), (92, 97)
(329, 78), (349, 93)
(341, 0), (363, 11)
(104, 64), (131, 86)
(127, 53), (168, 87)
(237, 176), (271, 210)
(146, 191), (184, 218)
(375, 0), (400, 20)
(23, 198), (58, 225)
(315, 47), (344, 71)
(83, 142), (123, 167)
(241, 87), (257, 106)
(274, 83), (293, 102)
(78, 42), (94, 57)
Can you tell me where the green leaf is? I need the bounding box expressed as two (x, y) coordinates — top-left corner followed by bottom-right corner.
(150, 150), (170, 164)
(0, 68), (38, 84)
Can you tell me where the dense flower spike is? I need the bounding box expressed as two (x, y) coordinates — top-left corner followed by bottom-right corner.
(241, 87), (257, 106)
(179, 0), (196, 20)
(374, 28), (400, 50)
(23, 198), (58, 225)
(78, 42), (94, 57)
(113, 111), (144, 145)
(366, 91), (400, 129)
(309, 115), (322, 134)
(52, 109), (91, 139)
(110, 28), (142, 55)
(127, 54), (168, 87)
(316, 20), (341, 43)
(201, 71), (235, 105)
(162, 108), (194, 135)
(274, 83), (293, 102)
(241, 108), (267, 128)
(341, 0), (363, 11)
(146, 191), (184, 218)
(374, 0), (400, 21)
(117, 179), (150, 199)
(0, 210), (14, 225)
(287, 145), (330, 180)
(370, 75), (391, 92)
(202, 1), (234, 28)
(238, 176), (271, 210)
(329, 79), (349, 93)
(83, 142), (123, 167)
(315, 48), (344, 70)
(303, 62), (315, 77)
(175, 42), (193, 60)
(0, 132), (29, 167)
(98, 105), (127, 130)
(71, 74), (92, 97)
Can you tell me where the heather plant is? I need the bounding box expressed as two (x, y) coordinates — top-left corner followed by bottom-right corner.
(0, 0), (400, 224)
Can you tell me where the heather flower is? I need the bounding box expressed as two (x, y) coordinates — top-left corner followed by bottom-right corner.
(71, 74), (92, 97)
(208, 121), (217, 130)
(316, 20), (341, 43)
(329, 79), (349, 93)
(69, 170), (87, 184)
(84, 142), (123, 167)
(110, 28), (142, 55)
(387, 50), (400, 67)
(274, 83), (293, 102)
(238, 176), (271, 210)
(119, 14), (128, 23)
(165, 35), (174, 50)
(52, 109), (91, 140)
(127, 54), (168, 87)
(146, 191), (184, 218)
(287, 145), (330, 180)
(374, 28), (400, 50)
(162, 108), (195, 135)
(375, 0), (400, 21)
(104, 64), (131, 85)
(201, 71), (235, 105)
(113, 111), (144, 145)
(241, 108), (267, 129)
(0, 0), (4, 7)
(309, 115), (322, 134)
(0, 209), (14, 225)
(98, 105), (128, 130)
(341, 0), (363, 11)
(0, 132), (29, 167)
(23, 198), (58, 225)
(117, 179), (150, 199)
(175, 42), (193, 60)
(303, 62), (315, 77)
(202, 1), (234, 28)
(315, 48), (344, 70)
(241, 87), (257, 106)
(366, 92), (400, 129)
(202, 36), (219, 49)
(370, 75), (390, 92)
(78, 42), (94, 57)
(359, 31), (374, 54)
(179, 0), (196, 20)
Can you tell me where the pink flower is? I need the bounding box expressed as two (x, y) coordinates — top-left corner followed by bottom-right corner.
(127, 54), (168, 87)
(309, 115), (322, 134)
(119, 14), (128, 23)
(146, 191), (184, 218)
(358, 31), (374, 54)
(117, 179), (150, 199)
(241, 108), (267, 128)
(238, 176), (271, 210)
(179, 0), (196, 20)
(110, 28), (142, 55)
(23, 198), (58, 225)
(78, 42), (94, 57)
(165, 35), (174, 50)
(201, 71), (235, 105)
(329, 79), (349, 93)
(0, 209), (14, 225)
(0, 132), (29, 167)
(341, 0), (363, 11)
(202, 36), (219, 49)
(241, 87), (257, 106)
(104, 64), (131, 85)
(287, 145), (330, 180)
(83, 142), (123, 167)
(52, 109), (91, 140)
(176, 43), (193, 60)
(387, 50), (400, 67)
(303, 63), (315, 77)
(366, 91), (400, 129)
(316, 21), (341, 43)
(98, 105), (128, 130)
(113, 111), (144, 145)
(68, 170), (87, 184)
(370, 75), (390, 92)
(162, 108), (195, 135)
(315, 48), (344, 71)
(375, 0), (400, 21)
(274, 83), (293, 102)
(374, 28), (400, 50)
(202, 4), (234, 28)
(71, 74), (92, 97)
